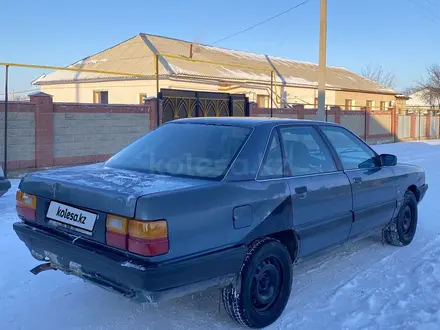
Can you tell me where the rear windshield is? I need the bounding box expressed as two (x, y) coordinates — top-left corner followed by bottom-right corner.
(106, 123), (252, 180)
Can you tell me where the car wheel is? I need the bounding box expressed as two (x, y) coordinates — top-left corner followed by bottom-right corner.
(222, 237), (293, 329)
(384, 190), (418, 246)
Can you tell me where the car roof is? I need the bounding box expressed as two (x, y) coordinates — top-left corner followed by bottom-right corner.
(170, 116), (341, 128)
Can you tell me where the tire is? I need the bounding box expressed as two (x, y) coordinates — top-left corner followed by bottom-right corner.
(384, 190), (418, 246)
(222, 237), (293, 329)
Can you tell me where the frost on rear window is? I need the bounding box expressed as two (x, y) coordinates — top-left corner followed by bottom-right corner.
(106, 123), (252, 180)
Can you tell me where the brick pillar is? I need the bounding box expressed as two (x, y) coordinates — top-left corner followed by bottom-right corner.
(364, 109), (370, 141)
(148, 98), (158, 131)
(147, 98), (163, 131)
(30, 92), (54, 168)
(331, 106), (341, 124)
(410, 114), (416, 139)
(248, 102), (257, 116)
(426, 114), (431, 138)
(297, 105), (305, 119)
(392, 106), (399, 142)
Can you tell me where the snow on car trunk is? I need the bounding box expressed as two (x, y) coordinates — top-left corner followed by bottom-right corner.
(19, 163), (210, 218)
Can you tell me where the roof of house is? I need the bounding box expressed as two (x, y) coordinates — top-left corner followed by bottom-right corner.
(34, 33), (397, 95)
(407, 89), (439, 107)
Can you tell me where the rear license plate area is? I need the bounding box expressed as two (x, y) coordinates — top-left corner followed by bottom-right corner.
(46, 201), (97, 235)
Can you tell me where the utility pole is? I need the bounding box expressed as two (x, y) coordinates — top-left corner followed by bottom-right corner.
(4, 65), (9, 178)
(317, 0), (327, 121)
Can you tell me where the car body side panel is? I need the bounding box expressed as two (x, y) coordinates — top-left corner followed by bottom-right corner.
(346, 167), (397, 238)
(135, 180), (291, 262)
(0, 178), (11, 198)
(287, 172), (353, 257)
(389, 163), (426, 216)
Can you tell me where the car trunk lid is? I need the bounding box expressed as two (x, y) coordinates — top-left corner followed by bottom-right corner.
(20, 163), (210, 218)
(19, 163), (211, 244)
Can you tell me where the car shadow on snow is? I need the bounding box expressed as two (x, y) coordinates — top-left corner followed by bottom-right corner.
(47, 232), (395, 330)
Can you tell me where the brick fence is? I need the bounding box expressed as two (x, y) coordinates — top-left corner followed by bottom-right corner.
(0, 95), (438, 171)
(0, 92), (158, 171)
(251, 104), (439, 144)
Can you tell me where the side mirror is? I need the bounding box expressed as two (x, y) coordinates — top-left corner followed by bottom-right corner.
(380, 154), (397, 166)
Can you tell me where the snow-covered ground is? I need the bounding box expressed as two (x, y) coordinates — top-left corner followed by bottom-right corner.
(1, 140), (440, 330)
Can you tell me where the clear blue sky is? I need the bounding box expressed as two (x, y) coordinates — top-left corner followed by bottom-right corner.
(1, 0), (439, 96)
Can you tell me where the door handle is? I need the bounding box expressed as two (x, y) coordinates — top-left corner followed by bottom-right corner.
(295, 186), (308, 199)
(353, 177), (362, 184)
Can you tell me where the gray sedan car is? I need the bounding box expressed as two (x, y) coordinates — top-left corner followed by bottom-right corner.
(13, 118), (427, 328)
(0, 166), (11, 197)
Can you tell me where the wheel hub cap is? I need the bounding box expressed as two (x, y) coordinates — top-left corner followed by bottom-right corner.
(402, 205), (412, 233)
(251, 257), (282, 313)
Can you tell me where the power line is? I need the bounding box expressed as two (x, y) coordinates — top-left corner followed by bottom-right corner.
(0, 88), (38, 96)
(394, 0), (440, 25)
(423, 0), (440, 9)
(212, 0), (313, 45)
(405, 0), (440, 23)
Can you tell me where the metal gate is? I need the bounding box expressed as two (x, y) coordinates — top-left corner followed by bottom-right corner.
(158, 89), (249, 123)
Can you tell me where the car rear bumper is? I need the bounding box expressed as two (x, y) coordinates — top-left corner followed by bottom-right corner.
(13, 221), (247, 302)
(0, 179), (11, 197)
(418, 183), (428, 202)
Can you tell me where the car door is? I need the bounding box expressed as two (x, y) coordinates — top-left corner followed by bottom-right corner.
(319, 125), (396, 238)
(277, 125), (353, 257)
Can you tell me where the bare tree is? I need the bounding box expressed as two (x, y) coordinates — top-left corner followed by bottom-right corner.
(402, 87), (415, 96)
(360, 64), (396, 89)
(417, 64), (440, 108)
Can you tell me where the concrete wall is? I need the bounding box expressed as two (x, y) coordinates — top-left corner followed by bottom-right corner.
(0, 94), (157, 171)
(53, 109), (150, 164)
(398, 116), (411, 139)
(430, 116), (439, 136)
(0, 102), (36, 169)
(369, 113), (392, 135)
(340, 111), (365, 137)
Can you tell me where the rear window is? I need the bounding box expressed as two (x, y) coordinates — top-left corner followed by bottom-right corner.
(106, 123), (252, 180)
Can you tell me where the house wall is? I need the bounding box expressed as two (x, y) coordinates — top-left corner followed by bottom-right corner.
(39, 78), (380, 109)
(335, 90), (396, 109)
(40, 79), (158, 104)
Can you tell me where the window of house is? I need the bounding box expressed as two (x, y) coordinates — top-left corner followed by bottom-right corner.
(380, 101), (387, 111)
(139, 93), (147, 104)
(257, 95), (269, 108)
(366, 100), (373, 110)
(93, 91), (109, 104)
(345, 99), (353, 110)
(314, 97), (318, 108)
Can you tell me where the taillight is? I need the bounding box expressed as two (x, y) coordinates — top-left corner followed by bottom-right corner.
(106, 215), (128, 249)
(128, 220), (169, 257)
(105, 215), (169, 257)
(16, 190), (37, 221)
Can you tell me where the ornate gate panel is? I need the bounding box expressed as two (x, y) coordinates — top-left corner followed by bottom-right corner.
(159, 89), (249, 123)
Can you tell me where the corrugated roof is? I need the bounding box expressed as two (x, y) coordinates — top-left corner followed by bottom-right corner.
(35, 33), (397, 94)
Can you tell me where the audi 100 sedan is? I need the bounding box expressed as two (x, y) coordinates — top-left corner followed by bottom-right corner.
(13, 117), (427, 329)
